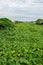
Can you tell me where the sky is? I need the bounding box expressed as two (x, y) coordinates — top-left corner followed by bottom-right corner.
(0, 0), (43, 21)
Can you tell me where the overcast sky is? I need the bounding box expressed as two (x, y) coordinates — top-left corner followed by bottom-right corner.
(0, 0), (43, 21)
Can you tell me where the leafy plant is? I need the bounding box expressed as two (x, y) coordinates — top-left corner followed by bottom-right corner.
(0, 18), (43, 65)
(36, 19), (43, 25)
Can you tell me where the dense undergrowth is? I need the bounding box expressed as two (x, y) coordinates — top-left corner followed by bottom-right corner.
(0, 18), (43, 65)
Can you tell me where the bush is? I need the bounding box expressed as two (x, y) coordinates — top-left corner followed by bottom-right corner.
(0, 18), (14, 29)
(15, 21), (23, 23)
(0, 24), (5, 30)
(36, 19), (41, 25)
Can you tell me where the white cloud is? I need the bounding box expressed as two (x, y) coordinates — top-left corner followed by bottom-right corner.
(0, 0), (43, 21)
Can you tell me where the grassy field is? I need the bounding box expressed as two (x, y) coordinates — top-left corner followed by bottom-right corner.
(0, 18), (43, 65)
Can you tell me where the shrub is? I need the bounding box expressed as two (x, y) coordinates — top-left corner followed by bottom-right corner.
(0, 24), (5, 30)
(36, 19), (43, 25)
(0, 18), (14, 29)
(15, 21), (23, 23)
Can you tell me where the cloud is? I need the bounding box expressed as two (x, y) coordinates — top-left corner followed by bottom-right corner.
(33, 0), (43, 3)
(0, 0), (43, 21)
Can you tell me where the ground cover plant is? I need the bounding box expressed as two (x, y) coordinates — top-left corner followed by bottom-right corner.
(0, 18), (43, 65)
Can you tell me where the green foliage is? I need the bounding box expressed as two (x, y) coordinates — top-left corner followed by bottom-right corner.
(15, 21), (23, 23)
(0, 18), (43, 65)
(36, 19), (43, 25)
(0, 18), (14, 29)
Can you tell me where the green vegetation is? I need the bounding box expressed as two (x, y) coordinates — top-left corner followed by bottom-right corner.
(36, 19), (43, 25)
(0, 18), (43, 65)
(15, 21), (23, 23)
(0, 18), (14, 29)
